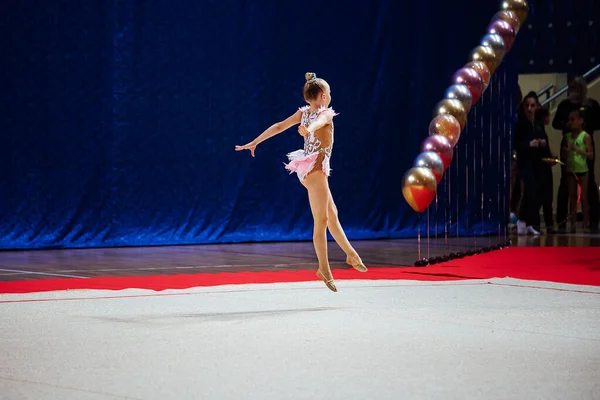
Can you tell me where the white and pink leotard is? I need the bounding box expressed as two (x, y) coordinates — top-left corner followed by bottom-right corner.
(284, 105), (336, 182)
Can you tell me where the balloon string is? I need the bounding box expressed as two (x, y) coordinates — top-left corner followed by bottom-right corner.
(481, 95), (485, 244)
(435, 192), (438, 257)
(493, 70), (499, 244)
(456, 143), (460, 240)
(465, 123), (470, 253)
(473, 101), (478, 250)
(498, 71), (505, 243)
(497, 136), (510, 240)
(417, 212), (421, 261)
(488, 89), (493, 249)
(504, 69), (509, 243)
(427, 207), (430, 260)
(446, 164), (451, 257)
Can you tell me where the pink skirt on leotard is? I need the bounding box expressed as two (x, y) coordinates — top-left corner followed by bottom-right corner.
(284, 149), (330, 182)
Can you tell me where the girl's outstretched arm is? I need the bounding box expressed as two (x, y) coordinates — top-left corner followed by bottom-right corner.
(235, 110), (302, 157)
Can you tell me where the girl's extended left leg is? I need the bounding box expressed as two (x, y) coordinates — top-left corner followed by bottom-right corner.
(326, 191), (367, 272)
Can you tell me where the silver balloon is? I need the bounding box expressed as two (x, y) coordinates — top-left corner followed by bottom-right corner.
(413, 151), (445, 184)
(444, 84), (472, 113)
(480, 33), (506, 62)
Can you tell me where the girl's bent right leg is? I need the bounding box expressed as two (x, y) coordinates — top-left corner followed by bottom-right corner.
(303, 171), (337, 292)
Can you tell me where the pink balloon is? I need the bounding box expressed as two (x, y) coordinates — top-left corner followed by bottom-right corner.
(421, 134), (453, 170)
(452, 67), (484, 104)
(464, 61), (491, 92)
(487, 20), (516, 52)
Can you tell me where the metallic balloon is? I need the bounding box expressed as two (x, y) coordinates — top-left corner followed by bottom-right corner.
(487, 20), (516, 52)
(465, 61), (491, 92)
(451, 67), (484, 104)
(500, 0), (529, 27)
(421, 134), (453, 169)
(414, 151), (445, 184)
(491, 10), (520, 34)
(444, 84), (472, 114)
(469, 45), (499, 75)
(429, 114), (461, 147)
(402, 167), (438, 213)
(481, 33), (506, 62)
(433, 98), (467, 130)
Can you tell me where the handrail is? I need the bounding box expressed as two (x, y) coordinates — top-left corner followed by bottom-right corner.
(541, 63), (600, 106)
(536, 83), (553, 98)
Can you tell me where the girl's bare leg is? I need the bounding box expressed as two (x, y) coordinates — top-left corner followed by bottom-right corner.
(580, 175), (589, 230)
(326, 191), (367, 272)
(568, 175), (579, 232)
(303, 171), (336, 291)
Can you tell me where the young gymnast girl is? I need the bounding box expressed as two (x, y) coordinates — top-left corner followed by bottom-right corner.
(235, 72), (367, 292)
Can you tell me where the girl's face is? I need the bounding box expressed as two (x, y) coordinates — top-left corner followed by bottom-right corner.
(568, 111), (583, 131)
(524, 97), (538, 120)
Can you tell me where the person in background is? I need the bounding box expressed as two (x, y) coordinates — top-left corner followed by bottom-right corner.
(552, 76), (600, 232)
(534, 106), (556, 233)
(514, 92), (543, 235)
(563, 108), (594, 232)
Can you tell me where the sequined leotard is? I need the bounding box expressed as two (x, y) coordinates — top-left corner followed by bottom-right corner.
(284, 105), (335, 181)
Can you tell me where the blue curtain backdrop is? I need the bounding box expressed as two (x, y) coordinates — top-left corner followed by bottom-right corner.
(1, 1), (525, 249)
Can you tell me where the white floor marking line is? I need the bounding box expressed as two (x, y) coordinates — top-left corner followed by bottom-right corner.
(0, 268), (88, 279)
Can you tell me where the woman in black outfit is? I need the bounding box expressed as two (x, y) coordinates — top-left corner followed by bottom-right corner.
(514, 92), (547, 235)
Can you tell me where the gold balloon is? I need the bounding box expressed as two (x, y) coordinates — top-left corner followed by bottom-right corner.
(429, 114), (461, 147)
(433, 98), (467, 130)
(469, 45), (499, 75)
(402, 167), (437, 213)
(500, 0), (529, 27)
(493, 10), (521, 34)
(465, 61), (491, 91)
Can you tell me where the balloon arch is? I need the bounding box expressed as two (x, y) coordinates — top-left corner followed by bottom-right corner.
(402, 0), (529, 215)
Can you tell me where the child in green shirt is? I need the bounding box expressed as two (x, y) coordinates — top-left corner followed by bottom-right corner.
(563, 108), (594, 232)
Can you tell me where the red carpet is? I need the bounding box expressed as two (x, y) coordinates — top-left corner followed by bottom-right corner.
(0, 247), (598, 294)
